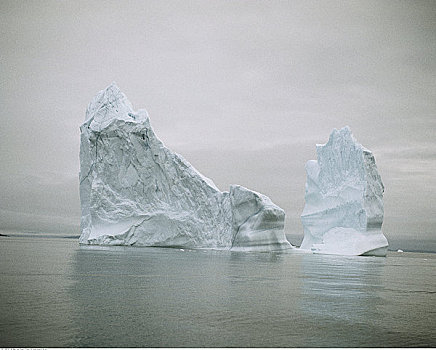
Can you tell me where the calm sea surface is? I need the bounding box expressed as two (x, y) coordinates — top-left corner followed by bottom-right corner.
(0, 236), (435, 347)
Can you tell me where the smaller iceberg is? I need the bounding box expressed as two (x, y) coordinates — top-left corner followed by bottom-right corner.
(300, 127), (388, 256)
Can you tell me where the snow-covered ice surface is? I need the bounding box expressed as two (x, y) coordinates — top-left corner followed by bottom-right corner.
(300, 127), (388, 256)
(79, 83), (292, 251)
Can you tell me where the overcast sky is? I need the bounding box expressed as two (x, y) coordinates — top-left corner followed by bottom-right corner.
(1, 0), (435, 247)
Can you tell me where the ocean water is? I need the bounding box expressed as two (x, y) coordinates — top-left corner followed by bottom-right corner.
(0, 236), (435, 347)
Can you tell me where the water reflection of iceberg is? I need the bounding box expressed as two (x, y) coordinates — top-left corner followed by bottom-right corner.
(298, 253), (386, 346)
(68, 246), (301, 347)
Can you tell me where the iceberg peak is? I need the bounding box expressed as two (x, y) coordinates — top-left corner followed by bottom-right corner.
(324, 126), (356, 146)
(84, 82), (135, 131)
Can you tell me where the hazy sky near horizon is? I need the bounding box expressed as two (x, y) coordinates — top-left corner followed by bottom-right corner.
(1, 0), (435, 244)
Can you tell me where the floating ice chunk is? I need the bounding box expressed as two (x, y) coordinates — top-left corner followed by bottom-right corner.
(397, 249), (404, 253)
(300, 127), (388, 256)
(79, 83), (292, 251)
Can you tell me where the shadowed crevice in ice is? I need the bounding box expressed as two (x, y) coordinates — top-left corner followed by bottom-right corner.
(79, 83), (292, 251)
(300, 126), (388, 256)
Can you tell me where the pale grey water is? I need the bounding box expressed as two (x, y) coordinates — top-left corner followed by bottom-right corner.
(0, 236), (435, 347)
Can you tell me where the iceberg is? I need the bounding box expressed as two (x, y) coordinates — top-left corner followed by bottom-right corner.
(300, 127), (388, 256)
(79, 83), (292, 251)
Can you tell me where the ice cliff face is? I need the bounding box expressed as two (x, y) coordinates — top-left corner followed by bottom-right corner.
(79, 83), (292, 251)
(300, 127), (388, 256)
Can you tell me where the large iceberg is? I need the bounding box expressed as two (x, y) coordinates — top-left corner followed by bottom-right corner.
(79, 83), (292, 251)
(300, 127), (388, 256)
